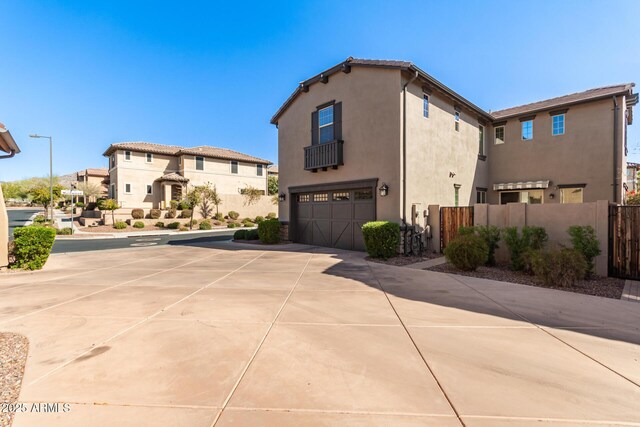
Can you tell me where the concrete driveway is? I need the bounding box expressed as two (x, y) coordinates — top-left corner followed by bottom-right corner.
(1, 242), (639, 426)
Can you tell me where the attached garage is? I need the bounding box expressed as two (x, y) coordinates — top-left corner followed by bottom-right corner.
(289, 179), (377, 251)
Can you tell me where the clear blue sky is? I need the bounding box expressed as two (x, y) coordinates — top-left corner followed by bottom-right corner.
(2, 0), (639, 181)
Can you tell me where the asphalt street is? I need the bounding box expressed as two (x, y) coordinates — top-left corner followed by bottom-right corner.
(7, 208), (42, 239)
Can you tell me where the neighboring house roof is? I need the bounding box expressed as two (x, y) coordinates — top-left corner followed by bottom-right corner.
(77, 167), (109, 177)
(270, 57), (494, 125)
(492, 84), (636, 120)
(103, 142), (271, 165)
(628, 162), (640, 169)
(267, 165), (278, 174)
(155, 172), (190, 183)
(0, 122), (20, 155)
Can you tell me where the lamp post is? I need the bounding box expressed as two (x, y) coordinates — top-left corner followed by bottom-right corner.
(29, 134), (53, 220)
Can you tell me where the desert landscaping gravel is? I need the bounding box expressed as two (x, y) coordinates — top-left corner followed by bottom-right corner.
(428, 263), (626, 299)
(0, 333), (28, 427)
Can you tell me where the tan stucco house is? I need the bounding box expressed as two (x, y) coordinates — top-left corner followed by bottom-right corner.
(75, 167), (109, 202)
(272, 57), (637, 251)
(103, 142), (271, 209)
(0, 123), (21, 268)
(627, 162), (639, 194)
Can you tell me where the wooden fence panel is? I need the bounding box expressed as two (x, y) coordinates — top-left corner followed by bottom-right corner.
(609, 205), (640, 280)
(440, 206), (474, 251)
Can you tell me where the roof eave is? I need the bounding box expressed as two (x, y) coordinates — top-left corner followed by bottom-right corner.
(0, 128), (20, 155)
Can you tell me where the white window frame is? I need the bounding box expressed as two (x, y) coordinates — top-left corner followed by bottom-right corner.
(124, 183), (132, 194)
(454, 110), (460, 132)
(423, 94), (429, 118)
(318, 105), (334, 143)
(124, 150), (132, 161)
(479, 125), (485, 155)
(230, 160), (238, 174)
(256, 164), (263, 176)
(476, 190), (487, 204)
(146, 184), (153, 195)
(195, 156), (205, 171)
(521, 120), (533, 140)
(146, 153), (153, 163)
(552, 114), (565, 136)
(495, 126), (505, 144)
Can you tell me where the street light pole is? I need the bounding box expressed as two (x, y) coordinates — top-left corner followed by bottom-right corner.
(29, 134), (54, 220)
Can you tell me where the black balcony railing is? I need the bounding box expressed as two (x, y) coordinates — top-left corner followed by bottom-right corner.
(304, 140), (344, 171)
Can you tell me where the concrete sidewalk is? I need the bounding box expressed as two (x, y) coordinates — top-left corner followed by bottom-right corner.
(1, 243), (638, 426)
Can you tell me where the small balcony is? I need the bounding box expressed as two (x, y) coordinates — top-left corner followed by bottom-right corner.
(304, 140), (344, 172)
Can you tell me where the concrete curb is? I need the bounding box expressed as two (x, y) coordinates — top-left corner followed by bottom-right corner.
(55, 227), (256, 240)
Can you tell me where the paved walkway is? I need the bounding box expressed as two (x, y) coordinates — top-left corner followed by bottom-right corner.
(1, 242), (639, 426)
(622, 279), (640, 302)
(405, 256), (446, 270)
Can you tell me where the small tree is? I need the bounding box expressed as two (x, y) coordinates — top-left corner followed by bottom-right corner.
(267, 175), (278, 196)
(241, 185), (263, 206)
(28, 184), (63, 216)
(98, 198), (119, 225)
(75, 182), (103, 203)
(195, 182), (222, 217)
(184, 186), (202, 230)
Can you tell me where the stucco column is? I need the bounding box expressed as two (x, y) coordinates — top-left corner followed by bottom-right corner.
(507, 203), (527, 228)
(163, 184), (172, 209)
(427, 205), (440, 253)
(473, 204), (489, 227)
(594, 200), (609, 277)
(0, 184), (9, 269)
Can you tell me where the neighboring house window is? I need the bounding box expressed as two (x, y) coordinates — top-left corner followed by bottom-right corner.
(495, 126), (505, 144)
(423, 94), (429, 118)
(146, 184), (153, 195)
(478, 125), (485, 155)
(256, 164), (263, 176)
(146, 153), (153, 163)
(500, 190), (543, 204)
(109, 183), (115, 198)
(110, 155), (115, 168)
(124, 150), (131, 161)
(318, 105), (334, 143)
(124, 183), (132, 194)
(521, 120), (533, 140)
(561, 187), (584, 204)
(476, 189), (487, 204)
(230, 161), (238, 174)
(195, 156), (204, 171)
(552, 114), (565, 136)
(454, 111), (460, 132)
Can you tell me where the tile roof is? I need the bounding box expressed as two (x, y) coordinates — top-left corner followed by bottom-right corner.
(491, 84), (635, 119)
(267, 165), (278, 174)
(103, 142), (271, 164)
(78, 167), (109, 177)
(155, 172), (190, 183)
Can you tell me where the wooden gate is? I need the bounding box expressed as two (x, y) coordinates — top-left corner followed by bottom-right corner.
(609, 205), (640, 279)
(440, 206), (474, 251)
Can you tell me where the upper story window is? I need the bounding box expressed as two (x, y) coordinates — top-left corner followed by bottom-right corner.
(454, 110), (460, 132)
(110, 155), (115, 168)
(495, 126), (505, 144)
(476, 189), (487, 204)
(521, 120), (533, 140)
(195, 156), (204, 171)
(318, 106), (334, 143)
(124, 150), (131, 161)
(552, 114), (565, 136)
(146, 184), (153, 195)
(478, 125), (485, 155)
(124, 183), (132, 194)
(146, 153), (153, 163)
(256, 164), (263, 176)
(230, 160), (238, 174)
(423, 94), (429, 118)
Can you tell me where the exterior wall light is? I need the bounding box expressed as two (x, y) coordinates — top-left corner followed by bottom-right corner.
(278, 193), (286, 202)
(378, 183), (389, 197)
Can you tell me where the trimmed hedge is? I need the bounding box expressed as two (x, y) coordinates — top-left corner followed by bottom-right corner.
(258, 219), (281, 244)
(246, 229), (259, 240)
(133, 221), (145, 229)
(199, 219), (212, 230)
(214, 212), (225, 221)
(149, 209), (161, 219)
(114, 221), (127, 229)
(167, 222), (181, 229)
(254, 216), (264, 224)
(155, 221), (165, 228)
(234, 229), (247, 240)
(165, 209), (177, 219)
(362, 221), (400, 259)
(56, 227), (73, 235)
(180, 209), (192, 219)
(131, 209), (144, 219)
(11, 226), (56, 270)
(444, 234), (489, 271)
(266, 212), (277, 219)
(228, 211), (240, 220)
(530, 248), (587, 288)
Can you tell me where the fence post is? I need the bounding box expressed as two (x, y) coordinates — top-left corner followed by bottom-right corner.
(474, 203), (488, 227)
(428, 205), (440, 253)
(595, 200), (609, 277)
(507, 203), (527, 228)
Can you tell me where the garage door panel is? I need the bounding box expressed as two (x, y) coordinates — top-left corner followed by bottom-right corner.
(297, 204), (312, 220)
(296, 220), (312, 245)
(354, 203), (375, 220)
(312, 204), (331, 219)
(312, 220), (331, 247)
(332, 203), (352, 220)
(331, 221), (352, 250)
(353, 221), (367, 251)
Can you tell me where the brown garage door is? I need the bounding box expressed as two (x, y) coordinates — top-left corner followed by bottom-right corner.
(292, 188), (375, 251)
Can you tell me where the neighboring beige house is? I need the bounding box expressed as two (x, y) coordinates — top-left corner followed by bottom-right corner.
(103, 142), (271, 209)
(0, 123), (21, 268)
(626, 162), (639, 193)
(267, 165), (278, 176)
(272, 57), (637, 250)
(75, 167), (109, 202)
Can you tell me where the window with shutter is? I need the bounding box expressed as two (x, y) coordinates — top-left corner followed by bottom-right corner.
(318, 106), (334, 143)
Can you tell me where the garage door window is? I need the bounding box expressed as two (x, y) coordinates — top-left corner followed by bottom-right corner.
(314, 193), (328, 202)
(297, 194), (310, 202)
(333, 192), (350, 201)
(355, 190), (373, 200)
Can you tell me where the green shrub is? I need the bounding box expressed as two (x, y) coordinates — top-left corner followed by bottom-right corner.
(457, 225), (501, 266)
(33, 215), (47, 224)
(56, 227), (73, 235)
(179, 225), (189, 231)
(133, 221), (145, 229)
(199, 219), (212, 230)
(361, 221), (400, 259)
(131, 208), (144, 219)
(180, 209), (192, 219)
(254, 216), (264, 223)
(177, 200), (190, 210)
(258, 219), (281, 244)
(167, 222), (181, 229)
(444, 234), (489, 271)
(113, 221), (127, 229)
(214, 212), (224, 221)
(228, 211), (239, 220)
(502, 226), (548, 270)
(170, 200), (179, 210)
(242, 220), (255, 227)
(246, 229), (259, 240)
(266, 212), (277, 219)
(567, 225), (601, 275)
(227, 222), (238, 228)
(530, 248), (587, 288)
(11, 226), (56, 270)
(149, 209), (161, 219)
(189, 219), (198, 226)
(165, 209), (176, 219)
(234, 229), (247, 240)
(75, 202), (85, 208)
(155, 221), (165, 228)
